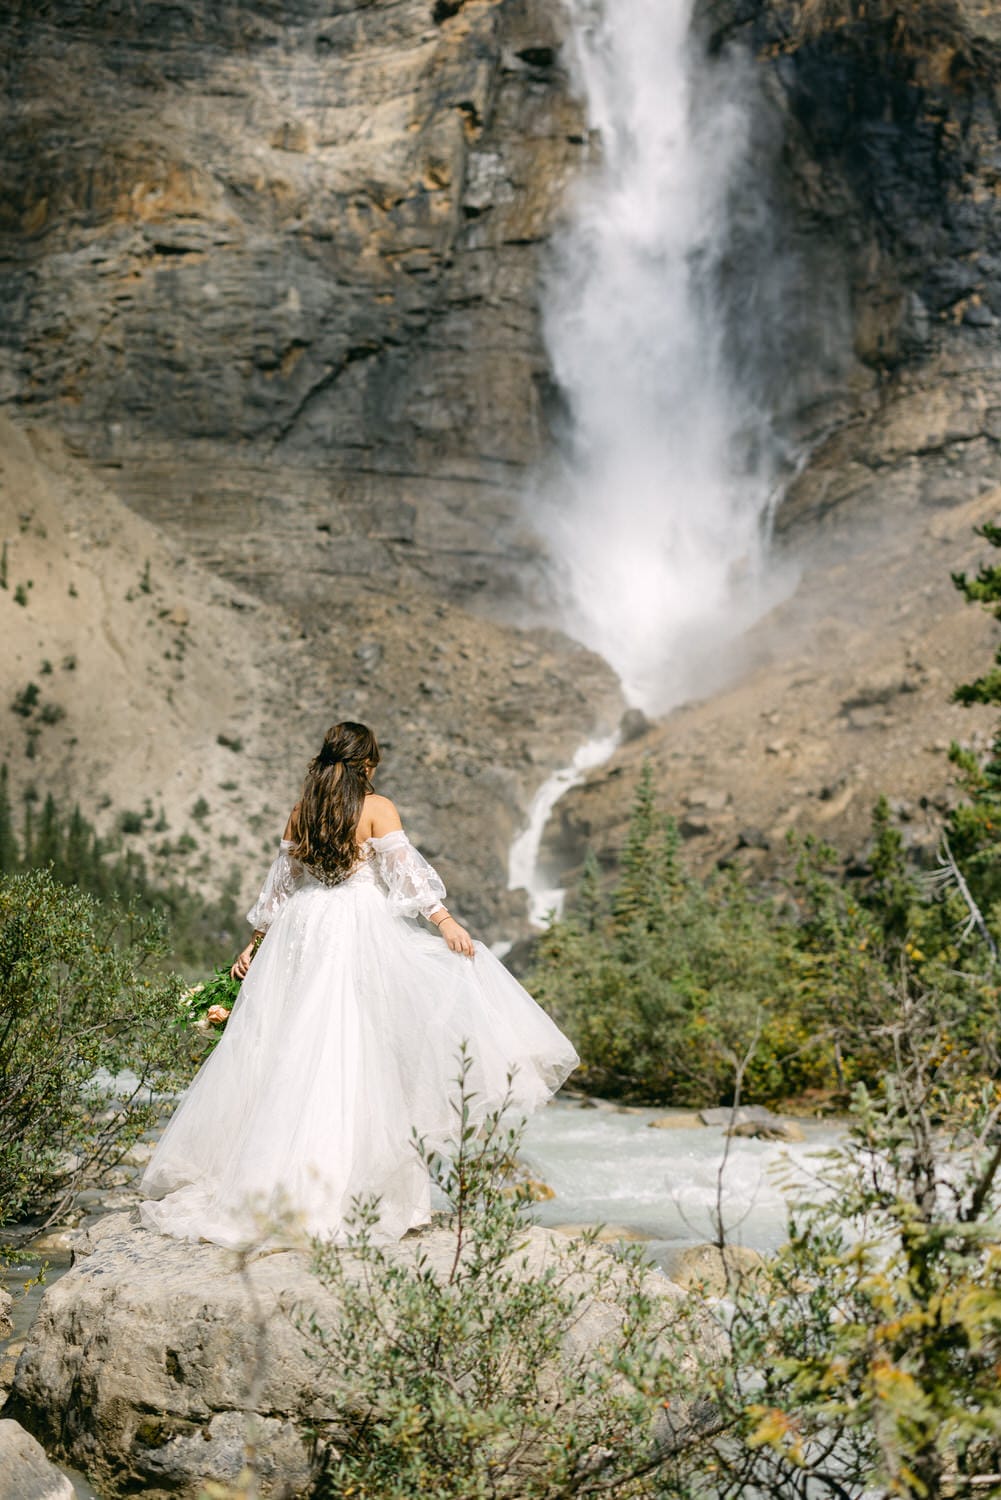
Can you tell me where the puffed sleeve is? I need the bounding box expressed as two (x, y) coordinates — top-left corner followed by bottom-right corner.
(246, 839), (303, 931)
(367, 830), (446, 920)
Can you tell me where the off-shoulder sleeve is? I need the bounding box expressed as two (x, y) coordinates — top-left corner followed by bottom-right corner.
(367, 830), (446, 920)
(246, 839), (303, 931)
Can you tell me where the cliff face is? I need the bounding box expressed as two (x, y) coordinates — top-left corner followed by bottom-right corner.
(1, 0), (582, 604)
(704, 0), (1001, 407)
(0, 0), (626, 938)
(3, 0), (1001, 932)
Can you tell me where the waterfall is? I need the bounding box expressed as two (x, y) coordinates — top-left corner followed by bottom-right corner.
(536, 0), (788, 713)
(507, 730), (620, 928)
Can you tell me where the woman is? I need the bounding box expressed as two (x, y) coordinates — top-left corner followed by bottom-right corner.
(140, 722), (578, 1247)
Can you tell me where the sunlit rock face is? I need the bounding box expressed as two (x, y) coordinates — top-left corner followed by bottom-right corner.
(0, 0), (585, 606)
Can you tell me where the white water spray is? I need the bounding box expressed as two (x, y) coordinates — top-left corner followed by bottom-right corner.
(508, 731), (619, 927)
(537, 0), (785, 712)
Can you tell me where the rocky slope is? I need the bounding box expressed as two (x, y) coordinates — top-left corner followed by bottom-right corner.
(0, 414), (620, 940)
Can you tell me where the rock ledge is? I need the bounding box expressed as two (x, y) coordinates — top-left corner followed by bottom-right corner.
(10, 1210), (689, 1499)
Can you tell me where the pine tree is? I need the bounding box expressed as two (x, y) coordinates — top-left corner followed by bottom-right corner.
(34, 792), (62, 869)
(611, 760), (664, 931)
(62, 806), (91, 888)
(21, 799), (34, 868)
(0, 766), (18, 874)
(574, 851), (604, 934)
(952, 521), (1001, 708)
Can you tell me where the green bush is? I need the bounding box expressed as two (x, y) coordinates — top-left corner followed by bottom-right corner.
(301, 1050), (700, 1500)
(667, 975), (1001, 1500)
(0, 868), (191, 1227)
(529, 765), (823, 1106)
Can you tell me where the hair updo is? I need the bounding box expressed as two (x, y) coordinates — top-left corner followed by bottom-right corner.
(287, 721), (380, 882)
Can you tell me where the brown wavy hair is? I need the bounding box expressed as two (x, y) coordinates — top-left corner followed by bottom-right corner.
(287, 722), (380, 882)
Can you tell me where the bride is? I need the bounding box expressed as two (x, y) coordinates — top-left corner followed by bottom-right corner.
(140, 721), (578, 1247)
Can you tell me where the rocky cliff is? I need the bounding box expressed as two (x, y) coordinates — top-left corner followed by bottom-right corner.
(0, 0), (626, 937)
(2, 0), (1000, 932)
(1, 0), (584, 603)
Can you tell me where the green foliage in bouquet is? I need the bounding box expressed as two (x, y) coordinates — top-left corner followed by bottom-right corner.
(177, 965), (240, 1046)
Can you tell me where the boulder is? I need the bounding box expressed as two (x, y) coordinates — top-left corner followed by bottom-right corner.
(726, 1119), (806, 1143)
(0, 1287), (12, 1340)
(0, 1419), (74, 1500)
(10, 1210), (690, 1499)
(697, 1105), (776, 1128)
(664, 1243), (766, 1298)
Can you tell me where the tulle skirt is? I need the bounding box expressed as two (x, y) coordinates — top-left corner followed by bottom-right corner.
(140, 876), (578, 1247)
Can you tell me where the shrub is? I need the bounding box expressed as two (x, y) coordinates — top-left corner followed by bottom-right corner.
(0, 869), (190, 1226)
(301, 1051), (703, 1499)
(670, 974), (1001, 1500)
(529, 766), (819, 1106)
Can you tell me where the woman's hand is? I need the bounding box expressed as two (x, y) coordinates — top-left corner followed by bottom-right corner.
(439, 916), (475, 958)
(230, 939), (258, 981)
(206, 1005), (231, 1025)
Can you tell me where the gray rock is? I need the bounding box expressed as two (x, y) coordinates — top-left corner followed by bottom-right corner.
(619, 707), (652, 742)
(10, 1211), (692, 1499)
(698, 1105), (776, 1128)
(0, 1419), (75, 1500)
(0, 1287), (12, 1340)
(662, 1244), (765, 1298)
(726, 1118), (806, 1143)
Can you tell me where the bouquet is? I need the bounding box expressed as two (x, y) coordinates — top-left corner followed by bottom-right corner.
(178, 966), (241, 1046)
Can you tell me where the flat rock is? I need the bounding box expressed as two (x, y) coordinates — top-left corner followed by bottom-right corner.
(697, 1105), (776, 1128)
(551, 1223), (653, 1243)
(0, 1419), (75, 1500)
(647, 1113), (705, 1131)
(10, 1210), (688, 1498)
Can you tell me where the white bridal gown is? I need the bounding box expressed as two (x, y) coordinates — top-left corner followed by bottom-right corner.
(140, 831), (578, 1247)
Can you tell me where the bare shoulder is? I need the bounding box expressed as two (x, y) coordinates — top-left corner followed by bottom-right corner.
(364, 793), (404, 839)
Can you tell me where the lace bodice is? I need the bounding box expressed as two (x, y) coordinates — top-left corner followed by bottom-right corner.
(246, 830), (446, 931)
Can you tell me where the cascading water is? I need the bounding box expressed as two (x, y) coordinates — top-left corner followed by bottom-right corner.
(535, 0), (788, 714)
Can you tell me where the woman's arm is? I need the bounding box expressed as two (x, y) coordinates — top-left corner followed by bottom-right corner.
(367, 796), (474, 957)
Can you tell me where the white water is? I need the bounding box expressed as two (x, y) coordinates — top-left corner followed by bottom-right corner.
(537, 0), (786, 713)
(522, 1099), (840, 1260)
(508, 731), (619, 927)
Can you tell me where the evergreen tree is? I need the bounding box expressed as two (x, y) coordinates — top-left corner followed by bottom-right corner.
(62, 805), (91, 888)
(0, 766), (18, 874)
(21, 798), (34, 868)
(952, 521), (1001, 707)
(34, 791), (61, 869)
(610, 760), (664, 931)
